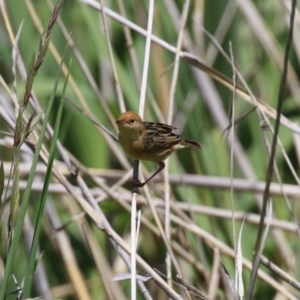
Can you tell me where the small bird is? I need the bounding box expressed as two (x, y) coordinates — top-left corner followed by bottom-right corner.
(116, 111), (201, 187)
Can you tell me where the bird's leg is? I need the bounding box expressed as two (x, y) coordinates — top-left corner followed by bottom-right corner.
(132, 161), (165, 187)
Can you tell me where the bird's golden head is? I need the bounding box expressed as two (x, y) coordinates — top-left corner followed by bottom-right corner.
(116, 111), (144, 132)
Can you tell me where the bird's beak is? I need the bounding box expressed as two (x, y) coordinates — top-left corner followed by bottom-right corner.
(116, 119), (124, 125)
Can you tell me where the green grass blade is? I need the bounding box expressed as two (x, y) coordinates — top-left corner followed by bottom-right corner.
(22, 62), (70, 298)
(0, 56), (65, 300)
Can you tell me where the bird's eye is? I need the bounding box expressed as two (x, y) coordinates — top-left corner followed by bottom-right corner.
(129, 118), (135, 124)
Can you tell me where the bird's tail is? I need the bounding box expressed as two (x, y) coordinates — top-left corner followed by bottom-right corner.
(181, 139), (202, 149)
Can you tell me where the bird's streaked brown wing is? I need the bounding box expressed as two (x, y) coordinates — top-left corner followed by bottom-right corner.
(144, 122), (178, 133)
(142, 123), (181, 152)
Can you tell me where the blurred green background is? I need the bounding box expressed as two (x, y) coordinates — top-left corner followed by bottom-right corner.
(1, 0), (300, 299)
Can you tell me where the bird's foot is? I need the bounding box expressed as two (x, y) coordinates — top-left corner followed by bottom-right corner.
(132, 178), (145, 188)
